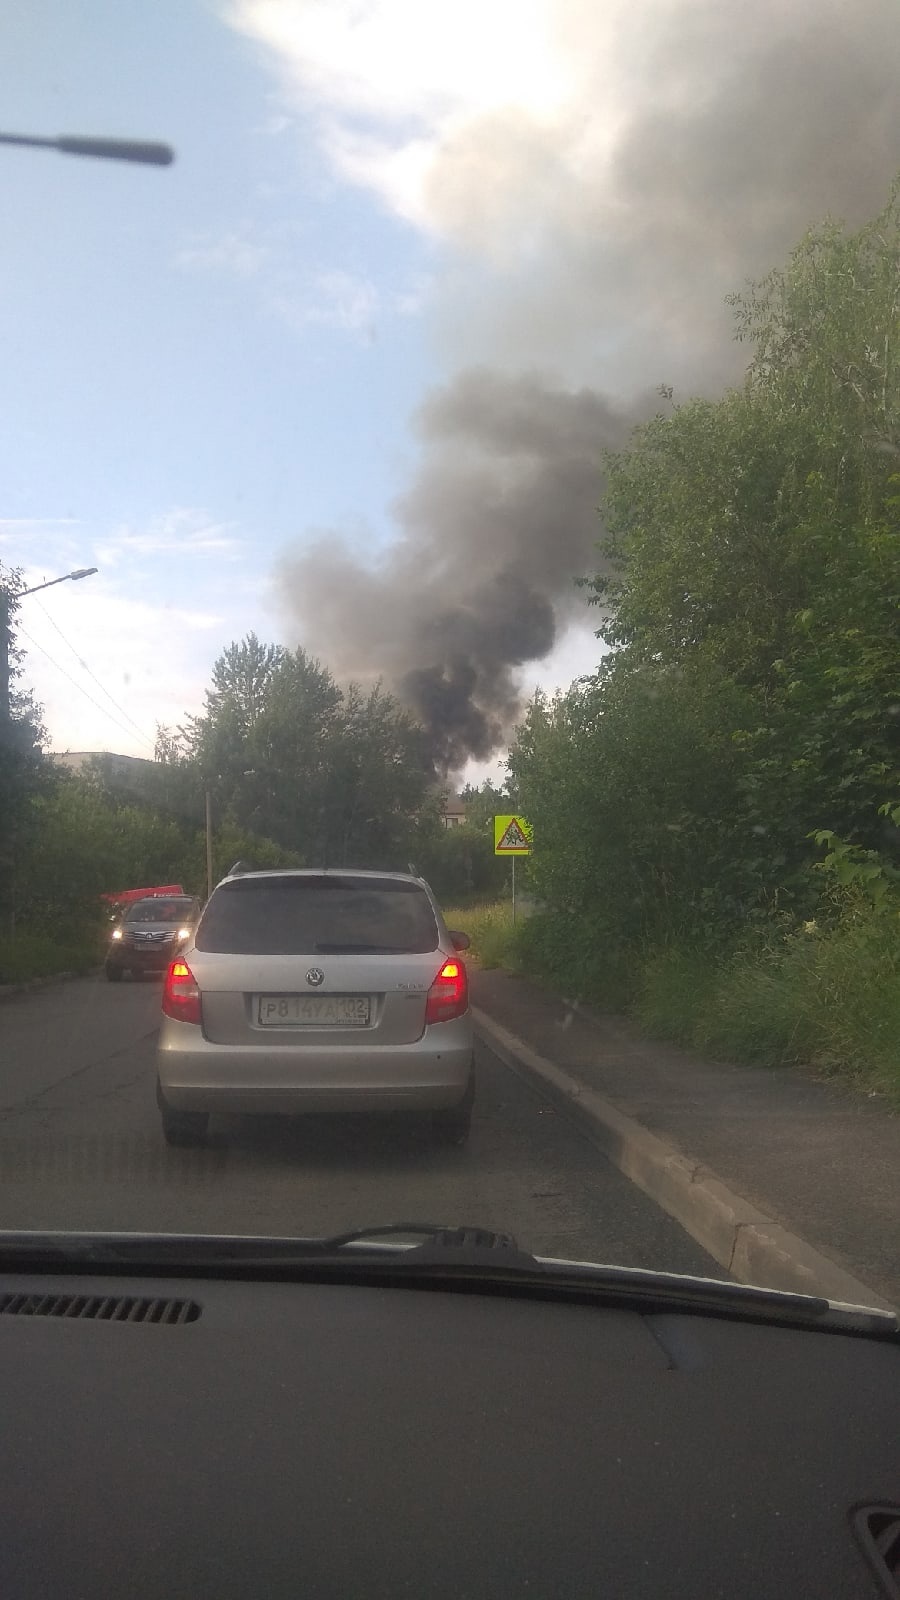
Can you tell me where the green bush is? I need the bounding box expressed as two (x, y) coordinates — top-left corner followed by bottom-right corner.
(634, 896), (900, 1100)
(503, 192), (900, 1094)
(447, 900), (636, 1008)
(635, 944), (723, 1044)
(513, 908), (639, 1010)
(416, 824), (509, 905)
(441, 901), (521, 970)
(0, 928), (104, 985)
(454, 887), (900, 1101)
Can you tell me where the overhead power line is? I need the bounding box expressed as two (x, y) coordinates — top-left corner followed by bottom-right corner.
(34, 598), (155, 748)
(17, 626), (156, 756)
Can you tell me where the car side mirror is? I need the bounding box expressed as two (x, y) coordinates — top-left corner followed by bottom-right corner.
(449, 930), (471, 951)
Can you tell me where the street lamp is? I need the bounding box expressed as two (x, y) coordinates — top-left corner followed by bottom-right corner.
(0, 567), (98, 721)
(20, 567), (98, 599)
(0, 132), (174, 166)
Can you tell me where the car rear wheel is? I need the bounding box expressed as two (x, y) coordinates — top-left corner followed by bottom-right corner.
(105, 961), (124, 982)
(431, 1071), (474, 1147)
(156, 1081), (209, 1147)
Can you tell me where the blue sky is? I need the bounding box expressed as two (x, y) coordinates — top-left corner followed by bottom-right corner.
(0, 1), (473, 761)
(3, 0), (897, 778)
(1, 0), (602, 778)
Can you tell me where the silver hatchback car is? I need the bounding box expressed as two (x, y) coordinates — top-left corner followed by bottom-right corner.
(156, 868), (474, 1147)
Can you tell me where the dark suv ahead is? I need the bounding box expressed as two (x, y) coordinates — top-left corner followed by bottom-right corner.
(106, 896), (203, 982)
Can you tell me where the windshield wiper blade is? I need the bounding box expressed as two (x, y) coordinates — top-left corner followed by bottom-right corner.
(0, 1230), (894, 1335)
(0, 1224), (525, 1266)
(315, 1241), (897, 1334)
(320, 1223), (519, 1250)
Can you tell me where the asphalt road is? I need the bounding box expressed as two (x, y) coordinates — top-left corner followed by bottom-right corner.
(0, 972), (720, 1273)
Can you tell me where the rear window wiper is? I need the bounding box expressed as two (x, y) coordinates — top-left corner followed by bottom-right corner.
(312, 942), (422, 954)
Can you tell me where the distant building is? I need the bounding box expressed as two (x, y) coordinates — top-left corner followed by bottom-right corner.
(441, 793), (467, 830)
(52, 751), (155, 797)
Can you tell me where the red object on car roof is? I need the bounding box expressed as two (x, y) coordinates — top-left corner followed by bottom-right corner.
(102, 885), (185, 905)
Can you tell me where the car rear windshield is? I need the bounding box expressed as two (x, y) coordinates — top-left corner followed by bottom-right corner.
(195, 876), (440, 955)
(125, 899), (196, 924)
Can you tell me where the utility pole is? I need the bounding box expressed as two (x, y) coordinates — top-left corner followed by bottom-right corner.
(204, 769), (255, 901)
(206, 790), (214, 902)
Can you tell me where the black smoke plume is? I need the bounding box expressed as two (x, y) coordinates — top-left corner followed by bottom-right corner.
(273, 0), (900, 772)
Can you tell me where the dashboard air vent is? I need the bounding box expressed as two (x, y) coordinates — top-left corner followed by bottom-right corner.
(0, 1292), (200, 1324)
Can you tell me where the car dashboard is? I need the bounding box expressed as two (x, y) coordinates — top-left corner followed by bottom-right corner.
(1, 1257), (898, 1598)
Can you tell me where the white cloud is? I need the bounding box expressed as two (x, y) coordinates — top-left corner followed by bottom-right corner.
(222, 0), (900, 390)
(176, 228), (271, 279)
(0, 518), (80, 531)
(517, 621), (605, 700)
(11, 510), (271, 758)
(0, 519), (82, 562)
(175, 218), (393, 340)
(222, 0), (645, 233)
(227, 0), (576, 128)
(392, 273), (433, 318)
(271, 268), (380, 333)
(95, 509), (240, 567)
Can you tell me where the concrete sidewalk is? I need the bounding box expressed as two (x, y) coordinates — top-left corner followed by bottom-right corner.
(471, 968), (899, 1311)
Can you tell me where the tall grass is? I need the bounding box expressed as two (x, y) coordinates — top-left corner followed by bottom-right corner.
(0, 929), (104, 985)
(441, 901), (521, 969)
(449, 894), (900, 1101)
(636, 903), (900, 1100)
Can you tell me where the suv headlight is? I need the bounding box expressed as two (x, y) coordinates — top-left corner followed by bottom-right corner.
(177, 926), (192, 939)
(111, 929), (123, 941)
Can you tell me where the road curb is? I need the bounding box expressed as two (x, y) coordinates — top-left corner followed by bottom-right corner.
(473, 1005), (896, 1312)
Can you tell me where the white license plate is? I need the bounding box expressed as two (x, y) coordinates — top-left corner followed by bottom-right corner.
(256, 995), (371, 1027)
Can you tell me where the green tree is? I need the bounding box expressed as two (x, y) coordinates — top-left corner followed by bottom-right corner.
(0, 567), (54, 934)
(510, 181), (900, 999)
(592, 183), (900, 893)
(323, 682), (432, 866)
(458, 779), (514, 832)
(177, 635), (435, 867)
(14, 780), (188, 936)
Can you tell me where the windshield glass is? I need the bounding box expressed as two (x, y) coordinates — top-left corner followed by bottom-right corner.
(125, 900), (195, 925)
(1, 1), (897, 1311)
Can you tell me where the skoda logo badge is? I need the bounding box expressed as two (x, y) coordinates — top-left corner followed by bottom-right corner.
(306, 968), (325, 987)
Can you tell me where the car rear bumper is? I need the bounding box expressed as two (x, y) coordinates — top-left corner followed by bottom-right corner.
(157, 1014), (474, 1114)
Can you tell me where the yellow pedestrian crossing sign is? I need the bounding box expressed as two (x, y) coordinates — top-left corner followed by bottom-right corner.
(494, 814), (532, 855)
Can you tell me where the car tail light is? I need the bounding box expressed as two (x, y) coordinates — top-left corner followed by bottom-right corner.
(424, 958), (468, 1025)
(162, 960), (202, 1026)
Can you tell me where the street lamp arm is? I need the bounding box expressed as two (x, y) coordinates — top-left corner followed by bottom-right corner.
(0, 132), (174, 166)
(1, 568), (98, 723)
(20, 568), (98, 598)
